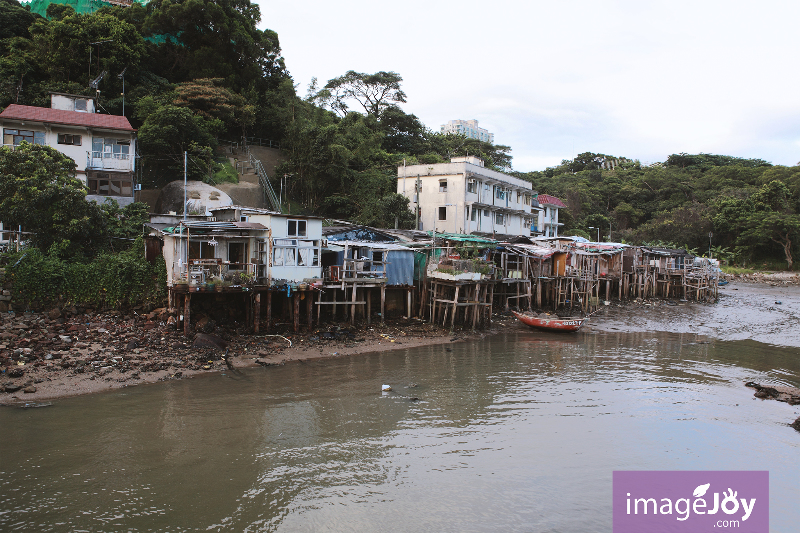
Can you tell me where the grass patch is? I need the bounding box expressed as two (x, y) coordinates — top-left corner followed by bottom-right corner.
(211, 158), (238, 184)
(722, 266), (758, 275)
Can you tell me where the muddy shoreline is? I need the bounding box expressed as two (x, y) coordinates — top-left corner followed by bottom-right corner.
(2, 277), (799, 406)
(0, 308), (492, 405)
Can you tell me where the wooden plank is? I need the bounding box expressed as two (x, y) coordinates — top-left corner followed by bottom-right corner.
(254, 292), (261, 334)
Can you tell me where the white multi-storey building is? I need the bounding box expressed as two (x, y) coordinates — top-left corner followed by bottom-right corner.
(0, 93), (137, 205)
(397, 156), (540, 237)
(536, 194), (566, 238)
(440, 119), (494, 143)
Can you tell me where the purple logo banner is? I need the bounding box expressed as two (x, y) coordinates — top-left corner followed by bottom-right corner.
(613, 471), (768, 532)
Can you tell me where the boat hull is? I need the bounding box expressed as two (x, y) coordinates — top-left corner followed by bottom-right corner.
(512, 311), (585, 332)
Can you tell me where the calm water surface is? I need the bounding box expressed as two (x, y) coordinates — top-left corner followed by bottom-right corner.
(1, 330), (799, 532)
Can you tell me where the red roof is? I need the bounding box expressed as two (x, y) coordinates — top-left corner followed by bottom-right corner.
(0, 104), (135, 132)
(537, 194), (567, 208)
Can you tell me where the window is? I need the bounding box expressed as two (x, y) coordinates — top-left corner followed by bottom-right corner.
(495, 213), (505, 225)
(287, 219), (307, 237)
(87, 172), (133, 197)
(189, 241), (216, 260)
(466, 179), (477, 194)
(438, 206), (447, 220)
(524, 194), (531, 206)
(228, 242), (247, 269)
(483, 209), (490, 217)
(439, 179), (447, 192)
(74, 99), (88, 111)
(516, 192), (521, 203)
(57, 134), (81, 146)
(3, 129), (45, 146)
(471, 207), (478, 221)
(273, 238), (319, 267)
(92, 138), (129, 160)
(494, 186), (505, 200)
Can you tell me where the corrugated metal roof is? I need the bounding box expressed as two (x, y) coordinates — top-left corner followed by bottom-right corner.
(501, 243), (556, 259)
(326, 240), (414, 251)
(428, 231), (498, 245)
(160, 221), (267, 232)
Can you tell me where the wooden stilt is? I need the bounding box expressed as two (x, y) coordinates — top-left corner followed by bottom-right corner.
(380, 284), (386, 324)
(350, 284), (357, 325)
(293, 292), (300, 332)
(184, 292), (191, 336)
(366, 287), (372, 324)
(407, 289), (412, 320)
(266, 290), (272, 331)
(254, 292), (261, 333)
(306, 291), (313, 331)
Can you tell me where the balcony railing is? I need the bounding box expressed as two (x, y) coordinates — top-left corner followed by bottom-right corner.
(87, 155), (133, 171)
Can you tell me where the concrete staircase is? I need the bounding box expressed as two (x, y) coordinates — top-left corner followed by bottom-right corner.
(216, 145), (285, 209)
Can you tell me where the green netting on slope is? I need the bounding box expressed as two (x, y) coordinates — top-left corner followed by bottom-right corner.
(24, 0), (148, 18)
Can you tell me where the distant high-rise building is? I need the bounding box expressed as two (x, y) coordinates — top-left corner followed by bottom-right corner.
(440, 119), (494, 144)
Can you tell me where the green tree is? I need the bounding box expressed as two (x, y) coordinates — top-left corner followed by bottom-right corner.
(315, 70), (406, 118)
(0, 143), (108, 256)
(137, 104), (217, 186)
(143, 0), (288, 94)
(739, 181), (800, 269)
(29, 11), (145, 92)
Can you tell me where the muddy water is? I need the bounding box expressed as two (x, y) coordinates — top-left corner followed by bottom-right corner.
(2, 329), (799, 532)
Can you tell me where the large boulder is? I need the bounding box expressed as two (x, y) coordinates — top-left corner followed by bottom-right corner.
(155, 181), (233, 215)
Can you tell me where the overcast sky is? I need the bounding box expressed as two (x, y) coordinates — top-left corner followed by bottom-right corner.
(256, 1), (800, 172)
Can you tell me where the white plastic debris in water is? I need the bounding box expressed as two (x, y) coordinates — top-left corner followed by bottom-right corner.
(382, 384), (392, 392)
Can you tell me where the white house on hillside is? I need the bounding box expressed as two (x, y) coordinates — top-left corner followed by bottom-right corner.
(397, 156), (541, 238)
(0, 93), (137, 205)
(536, 194), (567, 237)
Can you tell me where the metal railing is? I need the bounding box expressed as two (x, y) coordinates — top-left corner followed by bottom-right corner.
(244, 145), (282, 212)
(245, 137), (280, 149)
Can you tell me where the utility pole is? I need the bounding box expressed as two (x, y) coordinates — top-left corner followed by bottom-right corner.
(415, 175), (421, 230)
(183, 151), (187, 221)
(117, 67), (127, 116)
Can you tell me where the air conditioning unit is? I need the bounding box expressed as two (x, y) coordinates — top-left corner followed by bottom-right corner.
(134, 184), (142, 191)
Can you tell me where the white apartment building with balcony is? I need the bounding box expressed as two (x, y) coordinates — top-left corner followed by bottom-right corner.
(397, 156), (541, 237)
(536, 194), (567, 238)
(440, 119), (494, 143)
(0, 93), (137, 205)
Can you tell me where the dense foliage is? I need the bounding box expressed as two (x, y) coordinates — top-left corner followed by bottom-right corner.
(515, 153), (800, 268)
(2, 0), (798, 268)
(5, 237), (167, 308)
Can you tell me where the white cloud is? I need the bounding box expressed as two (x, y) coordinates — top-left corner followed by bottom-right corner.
(257, 0), (800, 170)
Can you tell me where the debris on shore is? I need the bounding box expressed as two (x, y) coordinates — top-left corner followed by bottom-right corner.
(745, 381), (800, 431)
(0, 307), (463, 404)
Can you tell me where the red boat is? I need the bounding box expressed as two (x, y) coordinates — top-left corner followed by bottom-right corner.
(511, 311), (586, 332)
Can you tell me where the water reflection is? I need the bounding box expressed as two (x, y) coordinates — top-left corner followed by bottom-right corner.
(1, 330), (798, 532)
